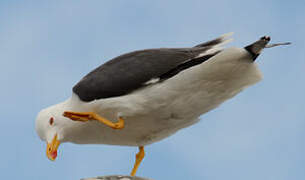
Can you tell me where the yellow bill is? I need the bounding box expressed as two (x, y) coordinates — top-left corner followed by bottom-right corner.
(46, 134), (60, 161)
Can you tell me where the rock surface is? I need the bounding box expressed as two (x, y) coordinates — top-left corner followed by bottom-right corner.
(81, 175), (153, 180)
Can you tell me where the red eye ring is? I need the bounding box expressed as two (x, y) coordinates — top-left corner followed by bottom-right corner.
(49, 117), (54, 125)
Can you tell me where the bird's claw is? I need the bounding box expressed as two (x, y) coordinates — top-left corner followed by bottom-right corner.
(63, 111), (125, 129)
(112, 118), (125, 129)
(63, 111), (92, 122)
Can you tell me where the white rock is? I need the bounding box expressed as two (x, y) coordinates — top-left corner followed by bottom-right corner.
(81, 175), (153, 180)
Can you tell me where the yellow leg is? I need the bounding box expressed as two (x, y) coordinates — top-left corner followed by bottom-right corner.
(63, 111), (124, 129)
(130, 146), (145, 176)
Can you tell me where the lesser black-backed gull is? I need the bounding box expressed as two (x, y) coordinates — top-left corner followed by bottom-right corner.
(35, 33), (289, 176)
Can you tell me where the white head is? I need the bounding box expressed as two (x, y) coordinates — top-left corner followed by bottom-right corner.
(35, 102), (69, 161)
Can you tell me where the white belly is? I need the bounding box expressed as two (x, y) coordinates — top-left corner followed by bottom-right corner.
(68, 47), (262, 146)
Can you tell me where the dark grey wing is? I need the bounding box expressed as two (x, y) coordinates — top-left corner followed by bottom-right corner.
(73, 48), (192, 101)
(73, 34), (232, 102)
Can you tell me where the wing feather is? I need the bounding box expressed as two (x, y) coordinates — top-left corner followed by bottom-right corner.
(73, 33), (233, 102)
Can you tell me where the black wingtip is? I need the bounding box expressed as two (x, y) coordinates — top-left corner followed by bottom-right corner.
(245, 36), (271, 61)
(260, 36), (271, 41)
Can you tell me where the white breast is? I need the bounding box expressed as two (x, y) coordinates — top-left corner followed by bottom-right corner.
(67, 47), (262, 146)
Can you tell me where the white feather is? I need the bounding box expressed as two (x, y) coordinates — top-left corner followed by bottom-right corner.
(195, 32), (234, 58)
(143, 78), (160, 85)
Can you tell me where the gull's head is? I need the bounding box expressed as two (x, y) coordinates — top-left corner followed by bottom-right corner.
(35, 103), (67, 161)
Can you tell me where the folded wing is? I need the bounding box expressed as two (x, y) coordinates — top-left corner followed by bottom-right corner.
(73, 33), (233, 102)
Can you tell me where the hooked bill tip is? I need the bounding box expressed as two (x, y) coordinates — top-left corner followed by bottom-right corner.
(48, 151), (57, 161)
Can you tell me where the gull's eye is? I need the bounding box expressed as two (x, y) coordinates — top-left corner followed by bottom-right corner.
(49, 117), (54, 126)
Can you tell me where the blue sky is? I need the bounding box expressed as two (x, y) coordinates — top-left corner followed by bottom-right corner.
(0, 0), (304, 180)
